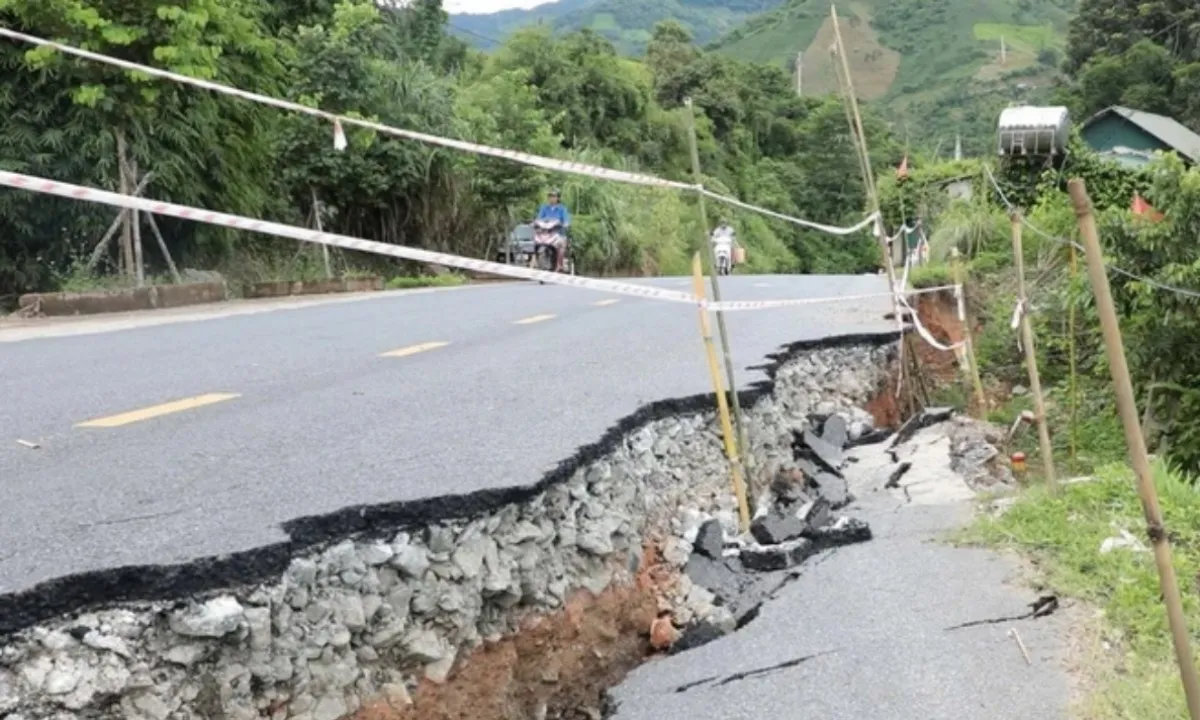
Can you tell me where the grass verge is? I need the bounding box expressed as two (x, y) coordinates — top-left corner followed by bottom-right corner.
(961, 460), (1200, 718)
(385, 274), (467, 290)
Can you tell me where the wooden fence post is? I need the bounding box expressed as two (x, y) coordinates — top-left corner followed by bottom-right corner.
(1069, 178), (1200, 719)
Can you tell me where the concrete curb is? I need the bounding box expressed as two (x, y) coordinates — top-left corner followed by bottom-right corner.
(18, 282), (228, 316)
(242, 276), (383, 299)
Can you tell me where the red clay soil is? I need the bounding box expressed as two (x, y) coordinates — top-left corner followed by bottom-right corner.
(864, 290), (966, 427)
(352, 540), (676, 720)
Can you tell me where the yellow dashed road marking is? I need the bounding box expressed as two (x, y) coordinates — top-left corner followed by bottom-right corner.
(380, 341), (449, 358)
(593, 299), (619, 306)
(514, 314), (556, 325)
(77, 393), (240, 428)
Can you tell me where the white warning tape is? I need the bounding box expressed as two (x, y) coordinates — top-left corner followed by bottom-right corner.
(700, 189), (878, 235)
(0, 28), (688, 191)
(895, 284), (966, 353)
(0, 169), (954, 311)
(0, 27), (877, 237)
(0, 170), (693, 303)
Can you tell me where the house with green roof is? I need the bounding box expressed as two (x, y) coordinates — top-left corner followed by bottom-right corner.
(1079, 106), (1200, 169)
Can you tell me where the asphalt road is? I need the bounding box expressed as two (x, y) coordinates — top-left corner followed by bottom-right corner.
(0, 274), (893, 595)
(610, 425), (1072, 720)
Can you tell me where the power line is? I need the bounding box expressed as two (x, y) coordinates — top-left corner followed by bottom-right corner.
(447, 22), (503, 48)
(983, 165), (1200, 300)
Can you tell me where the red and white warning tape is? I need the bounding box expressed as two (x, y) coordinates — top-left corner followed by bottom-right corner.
(0, 169), (954, 311)
(0, 27), (880, 236)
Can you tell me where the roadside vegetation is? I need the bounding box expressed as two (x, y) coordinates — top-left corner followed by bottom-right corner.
(0, 0), (894, 310)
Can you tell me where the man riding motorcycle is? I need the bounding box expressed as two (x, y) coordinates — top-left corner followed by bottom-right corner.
(533, 189), (571, 272)
(710, 220), (737, 274)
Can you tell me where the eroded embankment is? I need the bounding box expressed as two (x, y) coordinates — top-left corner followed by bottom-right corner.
(0, 333), (898, 720)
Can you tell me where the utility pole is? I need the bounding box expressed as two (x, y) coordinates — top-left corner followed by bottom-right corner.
(795, 51), (803, 97)
(830, 6), (898, 307)
(954, 134), (962, 161)
(1001, 36), (1007, 65)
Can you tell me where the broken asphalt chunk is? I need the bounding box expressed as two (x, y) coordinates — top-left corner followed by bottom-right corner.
(803, 517), (871, 553)
(740, 537), (815, 572)
(683, 554), (745, 607)
(846, 427), (892, 448)
(693, 519), (725, 560)
(815, 471), (850, 508)
(799, 429), (844, 472)
(749, 511), (807, 546)
(797, 497), (831, 529)
(821, 414), (849, 449)
(891, 406), (955, 447)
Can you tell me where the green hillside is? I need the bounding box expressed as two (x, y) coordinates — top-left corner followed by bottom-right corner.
(713, 0), (1076, 154)
(451, 0), (784, 55)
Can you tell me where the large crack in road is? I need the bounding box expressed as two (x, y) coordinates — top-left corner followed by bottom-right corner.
(0, 334), (898, 719)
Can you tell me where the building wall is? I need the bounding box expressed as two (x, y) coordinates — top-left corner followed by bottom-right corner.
(1081, 115), (1168, 155)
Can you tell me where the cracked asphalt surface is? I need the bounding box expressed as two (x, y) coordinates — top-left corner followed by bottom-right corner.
(609, 424), (1073, 720)
(0, 274), (893, 595)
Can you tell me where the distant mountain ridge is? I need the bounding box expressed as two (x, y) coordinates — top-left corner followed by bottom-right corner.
(450, 0), (785, 53)
(451, 0), (1077, 152)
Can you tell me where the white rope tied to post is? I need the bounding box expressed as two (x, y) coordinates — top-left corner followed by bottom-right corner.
(699, 188), (879, 235)
(0, 27), (882, 239)
(1010, 298), (1025, 352)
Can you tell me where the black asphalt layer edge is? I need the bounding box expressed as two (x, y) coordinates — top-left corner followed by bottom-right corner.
(0, 330), (901, 638)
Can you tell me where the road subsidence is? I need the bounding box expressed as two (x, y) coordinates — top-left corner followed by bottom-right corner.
(0, 334), (899, 720)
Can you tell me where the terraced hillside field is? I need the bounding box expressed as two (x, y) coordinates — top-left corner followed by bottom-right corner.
(714, 0), (1074, 153)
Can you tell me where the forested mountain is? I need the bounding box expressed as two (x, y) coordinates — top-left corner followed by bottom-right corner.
(454, 0), (1077, 153)
(450, 0), (783, 54)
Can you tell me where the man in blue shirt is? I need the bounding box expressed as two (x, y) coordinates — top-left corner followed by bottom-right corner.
(534, 189), (570, 271)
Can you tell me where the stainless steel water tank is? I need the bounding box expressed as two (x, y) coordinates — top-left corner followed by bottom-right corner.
(997, 106), (1070, 156)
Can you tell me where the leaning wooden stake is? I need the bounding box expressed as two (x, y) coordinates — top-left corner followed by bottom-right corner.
(692, 252), (751, 533)
(950, 248), (986, 416)
(684, 97), (753, 479)
(1067, 242), (1079, 473)
(1069, 178), (1200, 719)
(1010, 211), (1056, 489)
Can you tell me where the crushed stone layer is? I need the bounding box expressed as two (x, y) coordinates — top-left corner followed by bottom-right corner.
(607, 421), (1072, 720)
(0, 338), (894, 720)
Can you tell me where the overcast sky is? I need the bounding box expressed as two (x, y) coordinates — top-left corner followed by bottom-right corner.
(445, 0), (555, 14)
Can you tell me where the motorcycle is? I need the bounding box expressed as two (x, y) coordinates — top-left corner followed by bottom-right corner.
(714, 247), (732, 275)
(531, 219), (573, 276)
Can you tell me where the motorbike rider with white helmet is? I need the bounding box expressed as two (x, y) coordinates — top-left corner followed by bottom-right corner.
(534, 189), (571, 272)
(710, 219), (737, 273)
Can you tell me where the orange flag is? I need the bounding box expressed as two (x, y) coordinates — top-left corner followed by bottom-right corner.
(1131, 192), (1163, 222)
(897, 155), (909, 179)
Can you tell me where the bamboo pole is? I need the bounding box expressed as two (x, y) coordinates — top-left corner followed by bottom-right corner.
(1010, 211), (1056, 488)
(950, 248), (986, 415)
(144, 213), (182, 284)
(1067, 242), (1079, 473)
(115, 128), (135, 282)
(87, 171), (154, 272)
(830, 5), (921, 414)
(684, 98), (753, 479)
(692, 253), (751, 532)
(1069, 178), (1200, 719)
(312, 188), (333, 279)
(129, 156), (144, 287)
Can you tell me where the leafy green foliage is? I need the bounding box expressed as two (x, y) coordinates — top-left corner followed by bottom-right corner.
(0, 6), (895, 303)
